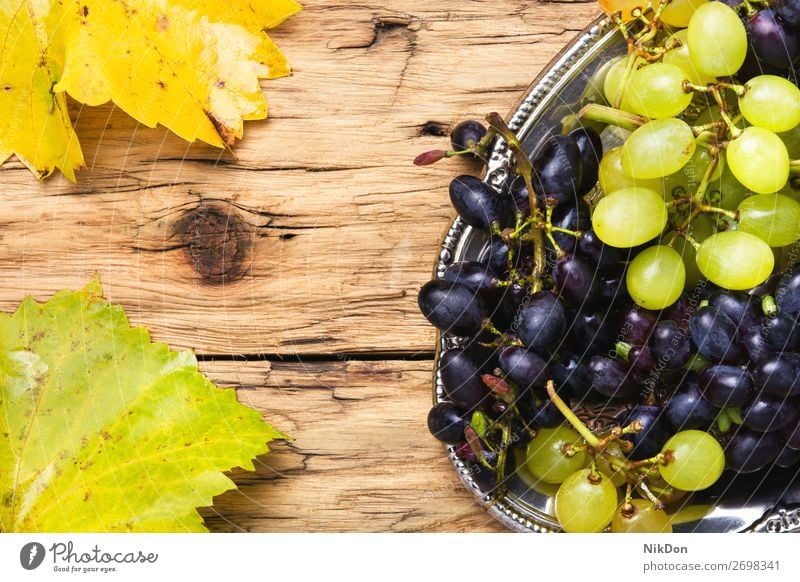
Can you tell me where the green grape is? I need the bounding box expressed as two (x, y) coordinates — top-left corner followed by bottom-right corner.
(662, 146), (724, 201)
(687, 2), (747, 77)
(696, 230), (774, 290)
(627, 245), (686, 309)
(726, 126), (789, 194)
(621, 118), (696, 179)
(625, 63), (692, 119)
(738, 193), (800, 247)
(526, 426), (587, 484)
(611, 499), (673, 533)
(661, 0), (708, 28)
(555, 469), (618, 533)
(603, 56), (643, 110)
(663, 30), (715, 86)
(739, 75), (800, 133)
(598, 147), (663, 195)
(659, 430), (724, 491)
(669, 214), (717, 288)
(596, 441), (628, 487)
(593, 187), (668, 248)
(709, 164), (748, 211)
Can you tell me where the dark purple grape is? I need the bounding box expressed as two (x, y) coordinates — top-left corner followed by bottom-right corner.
(519, 394), (563, 429)
(486, 236), (522, 276)
(551, 353), (593, 401)
(774, 0), (800, 28)
(737, 47), (783, 83)
(699, 364), (754, 408)
(743, 395), (798, 433)
(568, 310), (618, 356)
(531, 135), (583, 206)
(427, 402), (468, 444)
(623, 405), (672, 461)
(597, 275), (629, 306)
(747, 9), (800, 68)
(508, 176), (531, 214)
(449, 175), (510, 229)
(664, 378), (718, 431)
(496, 283), (526, 328)
(549, 200), (591, 258)
(554, 255), (597, 306)
(443, 261), (499, 299)
(418, 279), (488, 337)
(743, 327), (772, 365)
(577, 229), (621, 273)
(776, 268), (800, 317)
(754, 353), (800, 397)
(450, 120), (487, 152)
(629, 345), (656, 372)
(725, 429), (782, 474)
(619, 304), (658, 345)
(780, 420), (800, 450)
(776, 445), (800, 468)
(569, 127), (603, 196)
(649, 320), (692, 370)
(439, 348), (490, 410)
(515, 292), (567, 353)
(762, 312), (800, 350)
(588, 355), (637, 399)
(498, 346), (550, 392)
(689, 306), (744, 362)
(708, 289), (761, 333)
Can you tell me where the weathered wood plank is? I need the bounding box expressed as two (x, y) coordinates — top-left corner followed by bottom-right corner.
(0, 0), (599, 355)
(199, 359), (505, 532)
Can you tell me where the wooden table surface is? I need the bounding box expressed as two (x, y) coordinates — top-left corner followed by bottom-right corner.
(0, 0), (600, 532)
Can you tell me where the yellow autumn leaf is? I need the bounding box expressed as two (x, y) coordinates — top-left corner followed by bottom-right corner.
(0, 0), (301, 181)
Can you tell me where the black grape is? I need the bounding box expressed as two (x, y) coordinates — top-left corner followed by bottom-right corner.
(531, 134), (584, 206)
(439, 348), (490, 410)
(427, 402), (468, 444)
(443, 261), (499, 299)
(773, 0), (800, 28)
(776, 445), (800, 468)
(708, 289), (761, 333)
(588, 355), (637, 399)
(725, 429), (782, 474)
(554, 255), (597, 306)
(629, 345), (656, 372)
(776, 267), (800, 317)
(569, 127), (603, 196)
(498, 346), (550, 392)
(619, 304), (658, 345)
(450, 120), (487, 152)
(699, 364), (755, 408)
(742, 395), (798, 433)
(568, 310), (618, 357)
(689, 306), (743, 362)
(551, 353), (593, 401)
(780, 421), (800, 450)
(649, 320), (692, 369)
(747, 9), (800, 69)
(449, 175), (510, 229)
(623, 405), (672, 461)
(418, 279), (488, 337)
(762, 312), (800, 350)
(577, 229), (621, 273)
(549, 200), (591, 258)
(515, 292), (567, 352)
(507, 175), (531, 214)
(753, 353), (800, 397)
(664, 378), (718, 431)
(743, 327), (772, 365)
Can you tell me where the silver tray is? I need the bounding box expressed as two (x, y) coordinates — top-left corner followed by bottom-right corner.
(433, 15), (800, 533)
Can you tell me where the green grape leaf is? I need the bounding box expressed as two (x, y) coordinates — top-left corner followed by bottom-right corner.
(0, 279), (285, 532)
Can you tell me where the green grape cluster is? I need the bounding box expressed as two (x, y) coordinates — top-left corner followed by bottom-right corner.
(587, 0), (800, 306)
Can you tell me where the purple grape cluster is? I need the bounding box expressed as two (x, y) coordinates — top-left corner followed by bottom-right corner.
(419, 118), (800, 491)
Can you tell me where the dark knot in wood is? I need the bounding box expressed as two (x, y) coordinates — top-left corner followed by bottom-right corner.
(176, 204), (250, 284)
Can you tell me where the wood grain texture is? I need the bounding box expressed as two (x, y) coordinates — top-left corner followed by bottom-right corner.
(0, 0), (598, 531)
(0, 0), (599, 356)
(199, 359), (506, 532)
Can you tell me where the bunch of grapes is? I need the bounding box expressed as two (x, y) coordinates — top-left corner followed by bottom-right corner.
(417, 0), (800, 533)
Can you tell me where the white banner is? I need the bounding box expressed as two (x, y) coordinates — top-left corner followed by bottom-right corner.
(0, 533), (797, 581)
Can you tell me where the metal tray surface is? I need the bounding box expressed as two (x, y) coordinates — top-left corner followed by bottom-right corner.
(432, 15), (800, 533)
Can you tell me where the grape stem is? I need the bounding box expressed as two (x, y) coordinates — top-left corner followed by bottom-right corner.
(789, 160), (800, 174)
(578, 103), (647, 131)
(545, 380), (601, 448)
(637, 481), (666, 511)
(485, 113), (546, 292)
